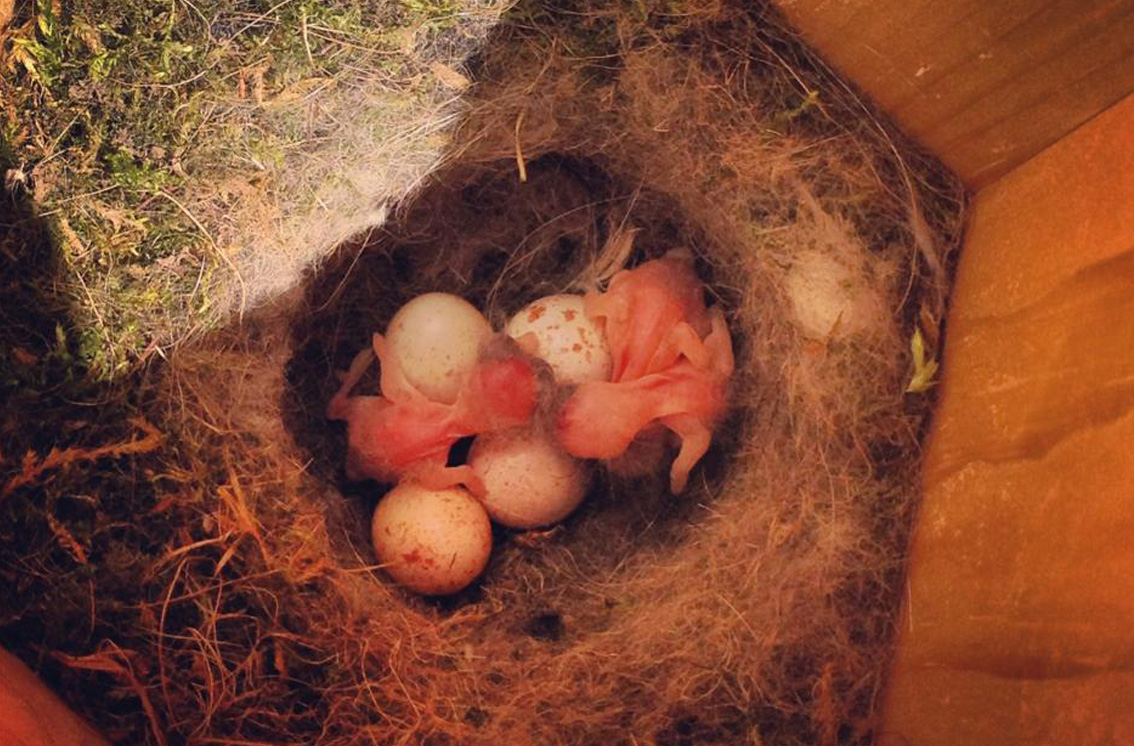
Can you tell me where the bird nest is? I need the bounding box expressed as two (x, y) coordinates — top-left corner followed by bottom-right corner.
(0, 2), (965, 744)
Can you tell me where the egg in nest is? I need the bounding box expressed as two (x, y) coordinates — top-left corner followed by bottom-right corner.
(506, 294), (612, 386)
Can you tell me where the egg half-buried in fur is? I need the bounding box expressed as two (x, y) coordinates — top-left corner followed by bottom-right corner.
(784, 250), (884, 341)
(371, 483), (492, 595)
(385, 292), (493, 404)
(506, 294), (612, 386)
(469, 428), (589, 529)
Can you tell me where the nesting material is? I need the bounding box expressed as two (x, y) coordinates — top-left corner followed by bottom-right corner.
(0, 2), (966, 745)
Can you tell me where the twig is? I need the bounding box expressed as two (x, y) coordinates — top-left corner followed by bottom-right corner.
(228, 0), (296, 42)
(45, 511), (89, 564)
(514, 110), (528, 183)
(55, 642), (170, 746)
(2, 419), (163, 499)
(158, 558), (187, 722)
(300, 6), (315, 68)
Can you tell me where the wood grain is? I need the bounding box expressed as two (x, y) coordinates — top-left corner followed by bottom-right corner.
(880, 93), (1134, 745)
(774, 0), (1134, 187)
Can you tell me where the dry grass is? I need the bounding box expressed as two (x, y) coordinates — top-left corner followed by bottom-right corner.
(1, 1), (965, 744)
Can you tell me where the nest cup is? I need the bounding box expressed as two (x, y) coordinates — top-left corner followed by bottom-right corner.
(169, 10), (965, 745)
(3, 3), (965, 745)
(287, 151), (743, 528)
(226, 12), (962, 734)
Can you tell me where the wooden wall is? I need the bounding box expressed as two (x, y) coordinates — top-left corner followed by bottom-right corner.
(772, 2), (1134, 739)
(880, 89), (1134, 745)
(775, 0), (1134, 187)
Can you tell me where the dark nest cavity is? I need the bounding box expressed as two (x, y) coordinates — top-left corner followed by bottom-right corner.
(285, 152), (747, 570)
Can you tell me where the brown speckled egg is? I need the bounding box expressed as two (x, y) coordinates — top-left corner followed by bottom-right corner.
(371, 483), (492, 595)
(386, 292), (493, 404)
(506, 294), (611, 386)
(470, 428), (589, 529)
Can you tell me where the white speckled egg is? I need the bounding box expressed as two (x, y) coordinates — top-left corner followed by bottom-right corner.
(371, 483), (492, 595)
(785, 250), (885, 341)
(506, 294), (611, 386)
(386, 292), (492, 404)
(470, 428), (589, 529)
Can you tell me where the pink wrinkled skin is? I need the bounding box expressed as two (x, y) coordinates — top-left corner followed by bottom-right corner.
(560, 251), (734, 493)
(328, 334), (536, 493)
(586, 249), (716, 382)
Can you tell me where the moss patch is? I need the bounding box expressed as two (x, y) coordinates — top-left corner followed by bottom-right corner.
(4, 0), (497, 377)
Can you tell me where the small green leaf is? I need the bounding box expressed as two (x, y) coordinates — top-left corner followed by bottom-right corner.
(905, 326), (939, 394)
(773, 89), (821, 127)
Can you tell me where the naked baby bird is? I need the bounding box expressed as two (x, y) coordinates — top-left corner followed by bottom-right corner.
(557, 250), (735, 493)
(327, 334), (537, 494)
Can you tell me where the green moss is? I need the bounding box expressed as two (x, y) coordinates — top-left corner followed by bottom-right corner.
(401, 0), (464, 25)
(5, 0), (429, 378)
(105, 150), (173, 192)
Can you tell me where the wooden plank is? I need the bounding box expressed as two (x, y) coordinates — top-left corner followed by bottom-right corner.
(928, 92), (1134, 478)
(881, 93), (1134, 744)
(774, 0), (1134, 187)
(0, 648), (111, 746)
